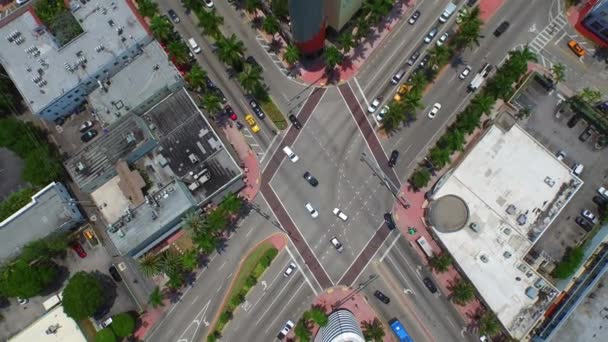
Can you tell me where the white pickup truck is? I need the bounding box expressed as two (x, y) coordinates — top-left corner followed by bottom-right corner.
(439, 2), (457, 23)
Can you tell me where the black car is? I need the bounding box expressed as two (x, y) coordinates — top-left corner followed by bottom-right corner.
(214, 87), (227, 104)
(423, 277), (438, 293)
(408, 10), (421, 25)
(374, 290), (390, 304)
(579, 127), (593, 142)
(303, 171), (319, 187)
(384, 213), (397, 230)
(493, 21), (510, 37)
(109, 265), (122, 282)
(249, 99), (266, 119)
(407, 50), (421, 66)
(575, 216), (593, 232)
(388, 150), (399, 167)
(593, 195), (608, 207)
(167, 9), (180, 23)
(204, 76), (216, 90)
(289, 114), (302, 129)
(419, 54), (431, 68)
(566, 115), (580, 128)
(81, 130), (98, 143)
(246, 56), (262, 70)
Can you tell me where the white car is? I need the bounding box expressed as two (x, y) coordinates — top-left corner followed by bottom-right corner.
(427, 103), (442, 119)
(436, 32), (449, 46)
(330, 237), (344, 253)
(597, 186), (608, 198)
(283, 263), (297, 277)
(277, 320), (295, 339)
(305, 203), (319, 218)
(459, 66), (471, 80)
(581, 209), (596, 223)
(100, 317), (113, 328)
(283, 146), (299, 163)
(16, 0), (29, 5)
(17, 297), (28, 305)
(367, 98), (381, 113)
(376, 105), (389, 121)
(333, 208), (348, 221)
(203, 0), (214, 8)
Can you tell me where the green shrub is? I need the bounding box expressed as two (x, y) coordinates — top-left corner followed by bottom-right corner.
(219, 310), (233, 324)
(552, 245), (585, 279)
(111, 312), (136, 337)
(0, 187), (38, 222)
(95, 328), (116, 342)
(245, 275), (257, 288)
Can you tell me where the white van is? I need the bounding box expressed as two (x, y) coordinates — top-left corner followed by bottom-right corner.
(188, 38), (201, 54)
(283, 146), (299, 162)
(572, 163), (584, 176)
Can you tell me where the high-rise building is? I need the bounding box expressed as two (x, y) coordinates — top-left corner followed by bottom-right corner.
(583, 0), (608, 43)
(314, 309), (365, 342)
(326, 0), (364, 32)
(288, 0), (326, 55)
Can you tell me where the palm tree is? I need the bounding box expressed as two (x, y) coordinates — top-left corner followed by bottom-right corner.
(139, 253), (161, 277)
(203, 209), (229, 233)
(283, 44), (300, 66)
(410, 168), (431, 189)
(238, 64), (264, 94)
(382, 103), (406, 133)
(428, 147), (452, 171)
(458, 5), (482, 28)
(148, 286), (165, 308)
(294, 318), (312, 341)
(201, 93), (223, 116)
(439, 128), (466, 153)
(150, 15), (173, 42)
(198, 9), (224, 39)
(181, 249), (199, 271)
(551, 63), (566, 83)
(362, 318), (385, 342)
(454, 22), (483, 50)
(244, 0), (262, 16)
(136, 0), (158, 18)
(429, 252), (453, 272)
(450, 278), (475, 305)
(271, 0), (289, 20)
(578, 87), (602, 104)
(409, 70), (428, 92)
(337, 32), (356, 54)
(486, 72), (516, 100)
(183, 210), (204, 234)
(185, 65), (208, 91)
(192, 230), (218, 254)
(159, 250), (184, 276)
(323, 46), (343, 77)
(216, 34), (246, 70)
(305, 307), (328, 327)
(354, 17), (371, 42)
(167, 41), (190, 66)
(478, 311), (501, 337)
(428, 45), (453, 70)
(402, 90), (424, 113)
(262, 15), (280, 38)
(220, 193), (244, 215)
(470, 94), (494, 116)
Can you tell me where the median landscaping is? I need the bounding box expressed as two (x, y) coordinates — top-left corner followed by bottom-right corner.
(207, 242), (279, 341)
(260, 99), (287, 130)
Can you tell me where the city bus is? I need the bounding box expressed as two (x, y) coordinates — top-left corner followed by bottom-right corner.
(389, 318), (414, 342)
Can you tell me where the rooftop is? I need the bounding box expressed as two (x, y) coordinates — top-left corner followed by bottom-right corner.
(428, 125), (581, 339)
(106, 180), (197, 257)
(143, 88), (243, 204)
(0, 182), (83, 262)
(0, 0), (149, 114)
(8, 305), (86, 342)
(89, 41), (183, 125)
(64, 114), (156, 192)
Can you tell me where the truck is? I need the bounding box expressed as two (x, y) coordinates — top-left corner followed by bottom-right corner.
(416, 236), (434, 258)
(467, 63), (493, 92)
(389, 318), (414, 342)
(439, 2), (457, 23)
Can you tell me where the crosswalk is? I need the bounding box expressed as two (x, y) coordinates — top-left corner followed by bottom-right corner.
(529, 13), (568, 53)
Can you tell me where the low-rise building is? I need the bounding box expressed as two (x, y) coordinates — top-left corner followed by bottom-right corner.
(0, 182), (84, 262)
(9, 305), (86, 342)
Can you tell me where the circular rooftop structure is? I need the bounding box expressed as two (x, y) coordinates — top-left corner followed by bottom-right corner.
(427, 195), (469, 233)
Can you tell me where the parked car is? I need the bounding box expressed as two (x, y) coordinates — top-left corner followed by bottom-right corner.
(592, 195), (608, 207)
(424, 27), (439, 43)
(204, 76), (216, 90)
(384, 213), (397, 230)
(81, 129), (98, 142)
(568, 39), (585, 57)
(556, 150), (566, 161)
(374, 290), (390, 304)
(71, 242), (87, 258)
(418, 54), (431, 68)
(388, 150), (399, 167)
(423, 277), (438, 293)
(367, 98), (381, 113)
(283, 263), (297, 277)
(214, 87), (227, 103)
(244, 114), (260, 133)
(203, 0), (214, 8)
(376, 105), (389, 121)
(249, 99), (266, 119)
(333, 208), (348, 221)
(277, 320), (295, 340)
(581, 209), (597, 223)
(109, 265), (122, 282)
(246, 56), (261, 69)
(407, 50), (421, 66)
(408, 10), (421, 25)
(305, 203), (319, 218)
(167, 9), (180, 23)
(579, 127), (592, 142)
(289, 114), (302, 129)
(330, 237), (344, 253)
(575, 216), (593, 232)
(428, 102), (442, 119)
(436, 32), (449, 46)
(100, 317), (113, 329)
(597, 186), (608, 199)
(303, 171), (319, 187)
(391, 69), (406, 85)
(224, 105), (237, 121)
(459, 66), (471, 80)
(79, 120), (94, 132)
(17, 297), (28, 305)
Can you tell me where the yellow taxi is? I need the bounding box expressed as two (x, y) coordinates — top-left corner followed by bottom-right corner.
(393, 84), (412, 102)
(567, 40), (585, 57)
(244, 114), (260, 133)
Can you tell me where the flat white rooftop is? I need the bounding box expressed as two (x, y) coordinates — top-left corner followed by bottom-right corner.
(0, 0), (149, 113)
(430, 125), (581, 339)
(9, 305), (86, 342)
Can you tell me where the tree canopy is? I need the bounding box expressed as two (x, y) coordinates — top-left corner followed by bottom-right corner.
(62, 272), (105, 320)
(0, 259), (58, 299)
(111, 312), (136, 337)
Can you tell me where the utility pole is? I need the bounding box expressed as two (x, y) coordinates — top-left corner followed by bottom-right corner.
(333, 274), (379, 309)
(360, 152), (410, 209)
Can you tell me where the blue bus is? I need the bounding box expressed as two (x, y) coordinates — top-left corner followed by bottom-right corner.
(389, 318), (414, 342)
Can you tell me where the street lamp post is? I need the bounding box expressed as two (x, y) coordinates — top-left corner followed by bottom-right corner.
(360, 152), (410, 209)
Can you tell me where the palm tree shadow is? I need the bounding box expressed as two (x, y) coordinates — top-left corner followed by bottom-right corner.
(450, 55), (465, 69)
(250, 17), (263, 30)
(351, 44), (369, 61)
(365, 29), (381, 46)
(269, 39), (283, 54)
(166, 289), (182, 304)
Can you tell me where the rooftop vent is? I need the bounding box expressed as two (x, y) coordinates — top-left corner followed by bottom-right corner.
(506, 204), (516, 215)
(14, 36), (25, 45)
(503, 251), (512, 259)
(125, 132), (136, 144)
(544, 176), (555, 187)
(517, 214), (527, 226)
(95, 44), (105, 52)
(469, 222), (479, 232)
(116, 26), (123, 35)
(480, 255), (489, 263)
(189, 154), (199, 164)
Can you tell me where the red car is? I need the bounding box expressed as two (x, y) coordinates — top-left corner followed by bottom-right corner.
(71, 242), (87, 258)
(224, 105), (237, 121)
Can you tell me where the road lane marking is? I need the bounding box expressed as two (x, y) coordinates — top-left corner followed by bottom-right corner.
(353, 76), (369, 108)
(379, 233), (401, 263)
(264, 281), (306, 333)
(386, 254), (414, 288)
(254, 270), (298, 325)
(554, 31), (567, 45)
(337, 221), (390, 285)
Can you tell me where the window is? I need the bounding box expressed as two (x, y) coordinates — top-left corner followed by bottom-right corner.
(114, 61), (119, 66)
(75, 89), (80, 94)
(68, 94), (73, 98)
(95, 74), (100, 79)
(122, 56), (128, 60)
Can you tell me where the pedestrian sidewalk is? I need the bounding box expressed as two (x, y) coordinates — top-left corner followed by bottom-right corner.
(222, 124), (261, 201)
(567, 0), (608, 48)
(302, 287), (392, 341)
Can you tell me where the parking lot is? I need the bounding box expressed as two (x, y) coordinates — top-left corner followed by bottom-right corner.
(46, 105), (101, 156)
(269, 88), (394, 285)
(516, 79), (608, 263)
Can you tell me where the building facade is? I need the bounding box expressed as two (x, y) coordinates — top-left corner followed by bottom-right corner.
(288, 0), (326, 55)
(583, 0), (608, 43)
(314, 309), (365, 342)
(326, 0), (364, 32)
